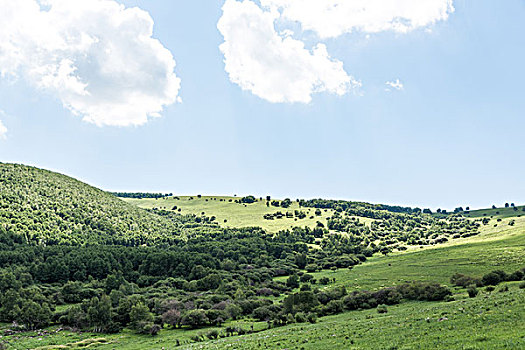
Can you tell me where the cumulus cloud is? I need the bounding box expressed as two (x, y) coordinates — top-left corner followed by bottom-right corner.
(261, 0), (455, 39)
(217, 0), (359, 103)
(218, 0), (453, 103)
(0, 0), (181, 126)
(385, 79), (404, 91)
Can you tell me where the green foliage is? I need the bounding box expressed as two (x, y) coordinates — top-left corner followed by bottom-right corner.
(0, 163), (184, 246)
(467, 285), (478, 298)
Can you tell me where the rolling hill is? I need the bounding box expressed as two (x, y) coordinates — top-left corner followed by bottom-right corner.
(0, 162), (523, 349)
(0, 163), (184, 246)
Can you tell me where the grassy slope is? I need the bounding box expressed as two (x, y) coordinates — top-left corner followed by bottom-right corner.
(300, 216), (525, 291)
(183, 286), (524, 350)
(6, 209), (525, 349)
(124, 196), (343, 232)
(466, 205), (525, 219)
(12, 286), (524, 350)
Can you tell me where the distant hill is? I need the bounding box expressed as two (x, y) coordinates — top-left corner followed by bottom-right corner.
(0, 163), (183, 246)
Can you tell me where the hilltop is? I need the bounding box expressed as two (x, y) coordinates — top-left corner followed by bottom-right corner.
(0, 163), (185, 246)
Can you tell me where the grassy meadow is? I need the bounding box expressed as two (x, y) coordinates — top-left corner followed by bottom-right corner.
(123, 196), (341, 232)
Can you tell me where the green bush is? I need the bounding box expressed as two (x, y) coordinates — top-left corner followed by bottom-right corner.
(377, 305), (388, 314)
(467, 285), (478, 298)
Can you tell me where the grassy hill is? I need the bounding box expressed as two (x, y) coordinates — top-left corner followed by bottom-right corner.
(0, 163), (184, 246)
(124, 195), (340, 232)
(0, 163), (523, 349)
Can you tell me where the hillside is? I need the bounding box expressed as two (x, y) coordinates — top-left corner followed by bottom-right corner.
(0, 163), (184, 246)
(125, 195), (483, 254)
(0, 164), (523, 350)
(123, 195), (339, 232)
(7, 211), (525, 349)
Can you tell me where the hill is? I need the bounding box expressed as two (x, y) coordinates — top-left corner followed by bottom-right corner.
(125, 195), (483, 254)
(123, 195), (339, 233)
(8, 212), (525, 349)
(0, 163), (184, 246)
(0, 164), (523, 349)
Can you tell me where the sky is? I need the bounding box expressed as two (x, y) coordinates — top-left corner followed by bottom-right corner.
(0, 0), (524, 210)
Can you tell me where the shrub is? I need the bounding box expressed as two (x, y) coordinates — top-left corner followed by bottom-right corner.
(181, 309), (209, 329)
(373, 288), (401, 305)
(323, 300), (343, 315)
(467, 285), (478, 298)
(396, 282), (451, 301)
(519, 282), (525, 289)
(450, 273), (482, 287)
(307, 313), (317, 324)
(295, 312), (307, 323)
(482, 270), (507, 286)
(206, 329), (219, 339)
(376, 304), (388, 314)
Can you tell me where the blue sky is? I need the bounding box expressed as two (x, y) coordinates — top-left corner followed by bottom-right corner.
(0, 0), (524, 210)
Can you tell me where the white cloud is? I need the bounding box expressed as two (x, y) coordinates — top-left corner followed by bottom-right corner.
(0, 0), (181, 126)
(218, 0), (452, 103)
(385, 79), (404, 91)
(261, 0), (455, 39)
(217, 0), (359, 103)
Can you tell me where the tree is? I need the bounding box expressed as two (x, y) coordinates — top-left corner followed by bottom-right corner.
(281, 198), (292, 208)
(294, 254), (307, 269)
(129, 302), (153, 331)
(181, 309), (209, 328)
(286, 275), (299, 289)
(87, 295), (112, 332)
(18, 300), (52, 330)
(162, 309), (181, 328)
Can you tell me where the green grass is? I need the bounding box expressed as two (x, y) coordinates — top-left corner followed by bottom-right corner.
(123, 196), (341, 232)
(5, 320), (267, 350)
(180, 285), (525, 350)
(466, 205), (525, 219)
(280, 216), (525, 292)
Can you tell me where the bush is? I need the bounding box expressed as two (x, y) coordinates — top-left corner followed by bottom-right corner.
(467, 285), (478, 298)
(519, 282), (525, 289)
(482, 270), (507, 286)
(206, 329), (219, 339)
(396, 282), (451, 301)
(294, 312), (307, 323)
(450, 273), (482, 288)
(376, 304), (388, 314)
(181, 309), (209, 329)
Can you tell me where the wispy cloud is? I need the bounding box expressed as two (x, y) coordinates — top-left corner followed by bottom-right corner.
(0, 0), (181, 127)
(385, 79), (404, 92)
